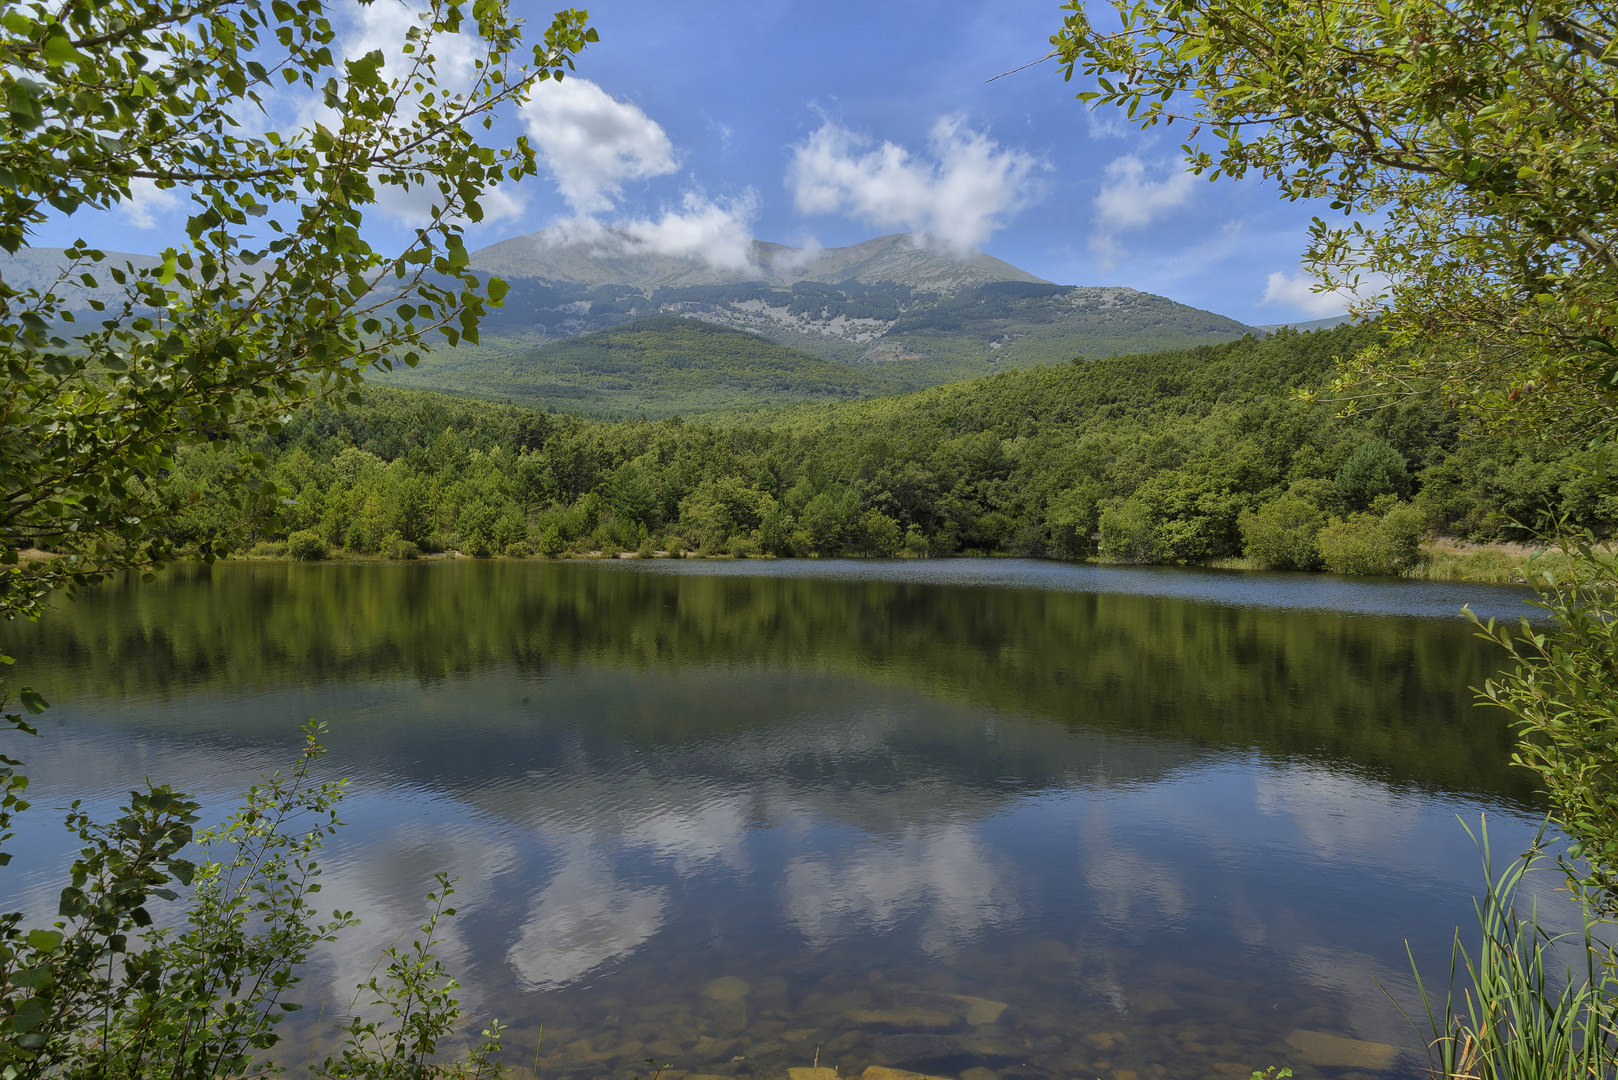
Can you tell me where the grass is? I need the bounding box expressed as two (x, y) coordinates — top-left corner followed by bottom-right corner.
(1412, 542), (1586, 584)
(1401, 817), (1616, 1080)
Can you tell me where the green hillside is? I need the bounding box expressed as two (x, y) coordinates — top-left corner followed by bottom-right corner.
(378, 315), (903, 418)
(168, 321), (1606, 575)
(392, 278), (1255, 410)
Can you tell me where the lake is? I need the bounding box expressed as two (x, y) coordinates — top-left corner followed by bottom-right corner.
(0, 559), (1552, 1080)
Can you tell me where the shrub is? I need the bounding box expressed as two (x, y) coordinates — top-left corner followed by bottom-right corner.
(287, 530), (328, 561)
(0, 726), (502, 1079)
(1239, 493), (1327, 570)
(383, 532), (421, 560)
(1098, 499), (1160, 563)
(504, 541), (532, 559)
(727, 533), (756, 558)
(902, 525), (931, 558)
(637, 537), (656, 559)
(852, 509), (902, 557)
(536, 525), (566, 558)
(1318, 499), (1423, 575)
(248, 540), (288, 559)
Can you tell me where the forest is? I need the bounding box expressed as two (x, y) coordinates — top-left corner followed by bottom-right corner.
(177, 321), (1603, 575)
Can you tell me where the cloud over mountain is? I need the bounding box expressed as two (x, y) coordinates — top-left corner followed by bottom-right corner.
(518, 78), (759, 272)
(521, 77), (678, 215)
(788, 117), (1042, 254)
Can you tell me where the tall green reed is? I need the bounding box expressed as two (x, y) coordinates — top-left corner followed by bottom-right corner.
(1400, 817), (1616, 1080)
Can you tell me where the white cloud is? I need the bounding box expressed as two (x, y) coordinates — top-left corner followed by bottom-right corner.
(1085, 848), (1191, 931)
(1095, 156), (1198, 230)
(1088, 155), (1197, 269)
(1087, 113), (1129, 140)
(513, 77), (759, 271)
(787, 116), (1042, 253)
(521, 78), (677, 215)
(507, 846), (667, 991)
(780, 823), (1018, 954)
(617, 192), (759, 272)
(621, 792), (751, 874)
(122, 178), (182, 229)
(370, 176), (528, 232)
(346, 1), (480, 83)
(1261, 265), (1391, 319)
(537, 192), (759, 274)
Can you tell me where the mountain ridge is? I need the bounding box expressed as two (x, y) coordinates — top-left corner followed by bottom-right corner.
(467, 230), (1051, 293)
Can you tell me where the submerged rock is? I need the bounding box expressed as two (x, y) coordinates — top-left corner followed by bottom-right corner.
(1284, 1030), (1399, 1070)
(860, 1067), (951, 1080)
(789, 1069), (840, 1080)
(951, 996), (1008, 1025)
(872, 1033), (963, 1065)
(1015, 937), (1077, 966)
(703, 977), (752, 1003)
(755, 975), (792, 1013)
(846, 1008), (956, 1031)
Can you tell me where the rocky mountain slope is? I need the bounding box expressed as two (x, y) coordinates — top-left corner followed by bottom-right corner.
(458, 231), (1255, 389)
(467, 230), (1049, 292)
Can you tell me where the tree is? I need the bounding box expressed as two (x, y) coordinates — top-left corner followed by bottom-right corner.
(1317, 498), (1423, 576)
(1, 0), (597, 620)
(1053, 10), (1618, 1060)
(851, 509), (902, 557)
(0, 0), (597, 1071)
(1051, 0), (1618, 439)
(1238, 493), (1325, 570)
(1333, 439), (1409, 512)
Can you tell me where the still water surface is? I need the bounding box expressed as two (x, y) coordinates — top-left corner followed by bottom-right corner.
(0, 560), (1551, 1079)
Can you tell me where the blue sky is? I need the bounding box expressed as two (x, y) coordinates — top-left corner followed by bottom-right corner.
(33, 0), (1348, 324)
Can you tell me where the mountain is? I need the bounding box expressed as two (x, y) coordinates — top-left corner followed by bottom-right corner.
(383, 315), (902, 418)
(1253, 314), (1355, 334)
(449, 231), (1257, 394)
(6, 235), (1260, 415)
(467, 229), (1049, 292)
(0, 248), (164, 305)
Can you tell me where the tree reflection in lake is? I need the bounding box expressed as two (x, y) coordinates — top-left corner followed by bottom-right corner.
(0, 559), (1547, 1080)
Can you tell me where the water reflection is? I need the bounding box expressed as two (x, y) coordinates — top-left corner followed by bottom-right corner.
(510, 845), (669, 992)
(0, 560), (1552, 1080)
(781, 823), (1020, 954)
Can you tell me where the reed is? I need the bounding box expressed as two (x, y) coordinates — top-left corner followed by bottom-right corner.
(1400, 817), (1616, 1080)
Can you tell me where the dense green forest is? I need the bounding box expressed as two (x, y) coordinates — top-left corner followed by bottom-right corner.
(379, 315), (902, 417)
(179, 322), (1604, 572)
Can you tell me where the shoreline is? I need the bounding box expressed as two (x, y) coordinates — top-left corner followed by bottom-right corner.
(207, 540), (1558, 585)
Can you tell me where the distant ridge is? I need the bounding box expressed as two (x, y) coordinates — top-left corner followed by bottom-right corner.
(1252, 314), (1354, 334)
(468, 230), (1051, 293)
(0, 248), (164, 306)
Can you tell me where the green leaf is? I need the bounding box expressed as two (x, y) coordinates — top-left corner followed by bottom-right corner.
(24, 929), (62, 951)
(40, 32), (83, 66)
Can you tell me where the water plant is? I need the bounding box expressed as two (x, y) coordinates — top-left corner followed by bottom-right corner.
(1400, 817), (1616, 1080)
(0, 723), (500, 1079)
